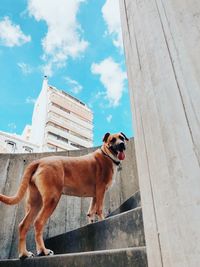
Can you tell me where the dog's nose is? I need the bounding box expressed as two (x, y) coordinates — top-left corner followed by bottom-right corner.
(118, 142), (125, 151)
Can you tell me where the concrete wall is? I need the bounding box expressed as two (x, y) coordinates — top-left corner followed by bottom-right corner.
(120, 1), (200, 266)
(0, 138), (138, 259)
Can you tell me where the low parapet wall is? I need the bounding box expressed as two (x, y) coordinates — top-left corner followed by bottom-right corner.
(0, 138), (138, 259)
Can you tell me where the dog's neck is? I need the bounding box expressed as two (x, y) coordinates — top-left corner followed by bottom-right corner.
(100, 146), (121, 166)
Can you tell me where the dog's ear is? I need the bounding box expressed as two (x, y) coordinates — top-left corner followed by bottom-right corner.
(103, 132), (110, 142)
(120, 132), (129, 141)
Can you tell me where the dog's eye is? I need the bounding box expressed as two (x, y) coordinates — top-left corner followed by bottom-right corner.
(111, 137), (116, 143)
(119, 136), (125, 141)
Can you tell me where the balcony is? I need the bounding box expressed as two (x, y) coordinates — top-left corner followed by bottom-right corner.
(46, 125), (92, 148)
(49, 93), (93, 122)
(48, 104), (93, 131)
(47, 113), (92, 140)
(46, 136), (79, 151)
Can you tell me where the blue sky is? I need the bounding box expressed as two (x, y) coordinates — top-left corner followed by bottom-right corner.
(0, 0), (133, 146)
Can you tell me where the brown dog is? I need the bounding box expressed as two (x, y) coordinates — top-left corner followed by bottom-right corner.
(0, 132), (128, 259)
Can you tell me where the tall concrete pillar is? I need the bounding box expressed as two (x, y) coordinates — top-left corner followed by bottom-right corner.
(120, 0), (200, 266)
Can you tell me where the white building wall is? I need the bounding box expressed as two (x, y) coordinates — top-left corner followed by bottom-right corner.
(21, 125), (32, 142)
(30, 78), (48, 151)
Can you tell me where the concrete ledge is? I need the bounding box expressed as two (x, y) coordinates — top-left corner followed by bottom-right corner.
(45, 207), (145, 254)
(0, 247), (148, 267)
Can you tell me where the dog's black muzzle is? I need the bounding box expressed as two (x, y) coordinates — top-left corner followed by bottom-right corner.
(110, 142), (126, 154)
(117, 142), (126, 152)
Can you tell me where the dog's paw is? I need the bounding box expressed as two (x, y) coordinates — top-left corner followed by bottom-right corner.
(19, 251), (34, 260)
(37, 249), (54, 257)
(87, 213), (96, 224)
(88, 218), (95, 224)
(46, 249), (54, 256)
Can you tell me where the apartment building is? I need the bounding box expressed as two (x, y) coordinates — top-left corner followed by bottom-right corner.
(30, 77), (93, 152)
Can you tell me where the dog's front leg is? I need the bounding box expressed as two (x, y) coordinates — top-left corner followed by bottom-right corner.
(95, 185), (106, 221)
(87, 197), (96, 223)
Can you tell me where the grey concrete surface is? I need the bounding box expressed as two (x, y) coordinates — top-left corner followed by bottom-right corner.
(0, 247), (147, 267)
(120, 0), (200, 266)
(45, 207), (145, 254)
(0, 138), (139, 259)
(107, 190), (141, 217)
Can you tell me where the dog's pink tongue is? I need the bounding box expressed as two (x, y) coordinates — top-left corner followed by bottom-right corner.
(118, 151), (125, 160)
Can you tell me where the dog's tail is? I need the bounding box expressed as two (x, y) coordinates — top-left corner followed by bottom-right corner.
(0, 161), (39, 205)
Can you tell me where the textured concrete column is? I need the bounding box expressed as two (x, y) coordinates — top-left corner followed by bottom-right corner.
(120, 0), (200, 266)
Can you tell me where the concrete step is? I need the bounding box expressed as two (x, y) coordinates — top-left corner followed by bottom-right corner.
(0, 247), (148, 267)
(45, 207), (145, 255)
(107, 191), (141, 217)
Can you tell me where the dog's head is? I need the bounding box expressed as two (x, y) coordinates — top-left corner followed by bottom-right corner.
(102, 132), (129, 161)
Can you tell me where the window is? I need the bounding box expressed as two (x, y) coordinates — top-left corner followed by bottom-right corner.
(5, 140), (16, 153)
(46, 121), (69, 132)
(51, 102), (92, 123)
(51, 103), (70, 114)
(23, 146), (33, 153)
(48, 132), (69, 144)
(69, 130), (92, 142)
(47, 144), (57, 151)
(70, 142), (85, 149)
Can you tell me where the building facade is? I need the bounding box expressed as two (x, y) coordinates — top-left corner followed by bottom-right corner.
(30, 77), (93, 152)
(21, 124), (32, 142)
(0, 130), (39, 153)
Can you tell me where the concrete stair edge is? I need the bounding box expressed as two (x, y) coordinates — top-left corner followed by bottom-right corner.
(0, 247), (148, 267)
(45, 207), (145, 254)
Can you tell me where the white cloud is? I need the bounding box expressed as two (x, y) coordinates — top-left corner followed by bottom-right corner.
(88, 91), (106, 109)
(28, 0), (89, 76)
(64, 76), (83, 94)
(91, 57), (127, 107)
(102, 0), (123, 51)
(18, 62), (33, 75)
(0, 17), (31, 47)
(106, 114), (112, 123)
(26, 96), (36, 104)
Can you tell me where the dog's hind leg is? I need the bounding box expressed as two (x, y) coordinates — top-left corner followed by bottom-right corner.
(87, 197), (96, 223)
(18, 186), (42, 259)
(34, 193), (61, 256)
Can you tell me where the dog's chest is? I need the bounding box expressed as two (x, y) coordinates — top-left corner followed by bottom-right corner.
(107, 165), (119, 189)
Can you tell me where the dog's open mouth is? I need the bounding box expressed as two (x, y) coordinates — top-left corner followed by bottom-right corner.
(109, 144), (126, 161)
(117, 151), (125, 160)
